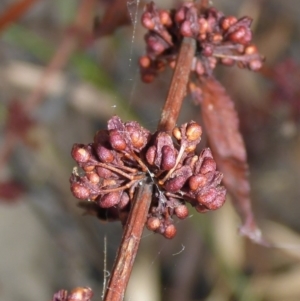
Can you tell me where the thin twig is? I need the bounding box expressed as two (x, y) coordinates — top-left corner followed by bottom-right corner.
(103, 180), (153, 301)
(158, 38), (196, 132)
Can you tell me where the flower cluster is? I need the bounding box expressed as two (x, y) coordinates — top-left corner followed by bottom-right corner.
(70, 116), (226, 238)
(140, 1), (264, 83)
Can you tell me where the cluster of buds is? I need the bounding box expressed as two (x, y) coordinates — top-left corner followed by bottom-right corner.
(70, 116), (226, 239)
(52, 287), (93, 301)
(140, 1), (264, 83)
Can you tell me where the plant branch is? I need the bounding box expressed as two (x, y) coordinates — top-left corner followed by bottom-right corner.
(103, 180), (153, 301)
(158, 37), (196, 132)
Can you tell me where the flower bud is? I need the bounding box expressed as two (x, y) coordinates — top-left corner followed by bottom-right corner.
(71, 144), (90, 163)
(161, 145), (176, 170)
(200, 157), (216, 174)
(174, 205), (189, 219)
(109, 130), (127, 151)
(145, 146), (156, 165)
(186, 123), (202, 141)
(68, 287), (93, 301)
(146, 217), (161, 231)
(98, 192), (121, 208)
(164, 175), (187, 192)
(70, 183), (90, 199)
(164, 224), (177, 239)
(95, 145), (114, 163)
(172, 127), (182, 140)
(189, 174), (207, 190)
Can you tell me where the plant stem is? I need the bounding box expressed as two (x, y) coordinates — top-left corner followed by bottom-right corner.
(158, 37), (196, 132)
(103, 180), (153, 301)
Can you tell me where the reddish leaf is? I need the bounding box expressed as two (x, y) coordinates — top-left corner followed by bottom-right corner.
(0, 180), (25, 203)
(0, 0), (39, 34)
(196, 77), (267, 244)
(94, 0), (131, 37)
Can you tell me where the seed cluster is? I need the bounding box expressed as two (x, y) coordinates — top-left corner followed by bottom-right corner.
(70, 116), (226, 239)
(140, 1), (264, 83)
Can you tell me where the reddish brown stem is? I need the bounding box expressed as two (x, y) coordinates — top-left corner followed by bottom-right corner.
(158, 37), (196, 132)
(103, 181), (153, 301)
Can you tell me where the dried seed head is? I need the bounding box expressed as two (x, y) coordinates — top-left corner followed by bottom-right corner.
(164, 224), (177, 239)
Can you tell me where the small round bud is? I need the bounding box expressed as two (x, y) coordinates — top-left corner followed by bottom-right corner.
(244, 44), (258, 55)
(146, 217), (161, 231)
(198, 18), (208, 34)
(141, 13), (155, 30)
(185, 145), (196, 153)
(126, 126), (146, 149)
(118, 192), (130, 209)
(161, 145), (176, 170)
(175, 205), (189, 219)
(83, 165), (95, 172)
(186, 123), (202, 141)
(141, 72), (155, 83)
(145, 146), (156, 165)
(164, 224), (177, 239)
(139, 55), (151, 68)
(221, 57), (235, 66)
(164, 175), (187, 193)
(197, 188), (216, 207)
(189, 174), (207, 190)
(175, 7), (186, 23)
(96, 166), (113, 178)
(71, 183), (90, 199)
(220, 16), (237, 31)
(98, 192), (121, 208)
(71, 144), (90, 163)
(159, 10), (172, 26)
(95, 145), (114, 163)
(68, 287), (93, 301)
(248, 59), (263, 71)
(86, 172), (100, 184)
(200, 157), (216, 174)
(109, 130), (127, 151)
(212, 33), (223, 43)
(180, 20), (193, 37)
(172, 127), (181, 140)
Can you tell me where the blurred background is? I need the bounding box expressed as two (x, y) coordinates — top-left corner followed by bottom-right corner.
(0, 0), (300, 300)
